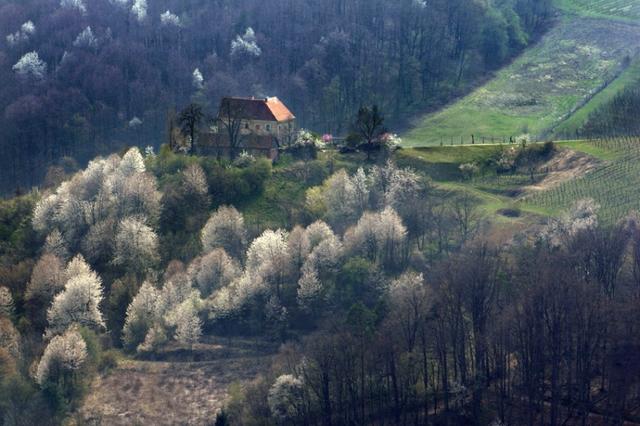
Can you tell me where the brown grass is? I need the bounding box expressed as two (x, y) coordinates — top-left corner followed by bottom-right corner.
(78, 337), (276, 425)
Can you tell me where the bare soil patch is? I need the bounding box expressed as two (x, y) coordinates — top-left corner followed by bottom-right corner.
(521, 148), (602, 196)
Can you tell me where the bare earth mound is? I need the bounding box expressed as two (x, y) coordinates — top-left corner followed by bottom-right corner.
(79, 338), (275, 425)
(521, 148), (602, 196)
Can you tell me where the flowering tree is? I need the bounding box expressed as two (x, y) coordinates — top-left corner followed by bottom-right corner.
(161, 10), (181, 27)
(44, 229), (70, 260)
(13, 51), (47, 80)
(192, 68), (204, 89)
(35, 327), (87, 386)
(345, 207), (407, 270)
(73, 26), (98, 49)
(296, 263), (323, 310)
(26, 254), (66, 309)
(166, 295), (202, 346)
(543, 198), (600, 247)
(0, 288), (14, 319)
(6, 21), (36, 47)
(201, 206), (247, 259)
(268, 374), (305, 423)
(318, 169), (358, 230)
(245, 229), (291, 299)
(122, 281), (160, 351)
(188, 249), (240, 297)
(387, 272), (431, 351)
(131, 0), (147, 22)
(113, 216), (159, 273)
(60, 0), (86, 14)
(46, 255), (105, 337)
(231, 27), (261, 57)
(123, 275), (203, 352)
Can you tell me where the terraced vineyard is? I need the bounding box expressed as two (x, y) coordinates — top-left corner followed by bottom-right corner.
(524, 137), (640, 223)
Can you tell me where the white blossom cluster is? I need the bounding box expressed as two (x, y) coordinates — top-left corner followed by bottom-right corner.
(32, 148), (161, 270)
(161, 10), (181, 27)
(6, 21), (36, 47)
(73, 26), (98, 49)
(542, 198), (600, 247)
(0, 287), (14, 318)
(123, 275), (202, 352)
(307, 161), (423, 232)
(131, 0), (147, 22)
(35, 327), (87, 386)
(192, 68), (204, 90)
(201, 205), (247, 259)
(268, 374), (305, 422)
(344, 207), (407, 267)
(231, 27), (262, 57)
(45, 255), (105, 338)
(12, 51), (47, 80)
(60, 0), (87, 14)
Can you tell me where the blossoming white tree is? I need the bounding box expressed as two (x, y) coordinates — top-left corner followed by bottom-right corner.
(73, 26), (98, 49)
(122, 281), (160, 351)
(6, 21), (36, 47)
(231, 27), (262, 57)
(245, 229), (291, 299)
(13, 51), (47, 80)
(113, 216), (159, 273)
(0, 288), (13, 318)
(35, 327), (87, 386)
(188, 249), (240, 298)
(46, 255), (105, 338)
(345, 207), (407, 269)
(131, 0), (147, 22)
(26, 254), (66, 307)
(268, 374), (305, 422)
(60, 0), (86, 14)
(192, 68), (204, 89)
(201, 206), (247, 259)
(160, 10), (181, 27)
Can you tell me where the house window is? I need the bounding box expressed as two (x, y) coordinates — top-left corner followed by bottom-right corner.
(244, 123), (249, 130)
(256, 124), (261, 130)
(266, 124), (271, 131)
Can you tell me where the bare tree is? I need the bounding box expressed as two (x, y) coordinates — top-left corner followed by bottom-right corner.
(351, 105), (387, 161)
(178, 103), (204, 154)
(217, 98), (246, 160)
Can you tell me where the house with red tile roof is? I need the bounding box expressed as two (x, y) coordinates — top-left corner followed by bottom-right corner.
(198, 97), (296, 160)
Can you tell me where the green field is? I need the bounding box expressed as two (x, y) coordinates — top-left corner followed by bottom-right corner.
(552, 59), (640, 138)
(402, 3), (640, 147)
(556, 0), (640, 20)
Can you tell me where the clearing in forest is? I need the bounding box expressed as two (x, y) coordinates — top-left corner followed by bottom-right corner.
(402, 5), (640, 147)
(79, 337), (276, 426)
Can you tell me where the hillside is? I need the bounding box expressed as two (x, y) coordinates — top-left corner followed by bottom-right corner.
(403, 0), (640, 146)
(0, 0), (549, 194)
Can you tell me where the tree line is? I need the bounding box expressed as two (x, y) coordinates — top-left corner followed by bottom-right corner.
(0, 0), (552, 193)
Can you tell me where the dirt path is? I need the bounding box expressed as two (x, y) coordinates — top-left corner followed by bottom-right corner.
(79, 337), (276, 425)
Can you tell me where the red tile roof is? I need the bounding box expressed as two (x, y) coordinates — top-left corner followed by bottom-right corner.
(218, 97), (295, 122)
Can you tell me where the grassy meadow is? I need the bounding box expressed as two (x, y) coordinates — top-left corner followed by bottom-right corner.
(402, 5), (640, 147)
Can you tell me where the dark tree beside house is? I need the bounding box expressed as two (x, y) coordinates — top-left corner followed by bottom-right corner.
(352, 105), (387, 160)
(178, 103), (204, 154)
(217, 99), (247, 160)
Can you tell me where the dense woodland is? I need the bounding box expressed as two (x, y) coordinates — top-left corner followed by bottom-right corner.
(0, 0), (553, 193)
(0, 139), (639, 425)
